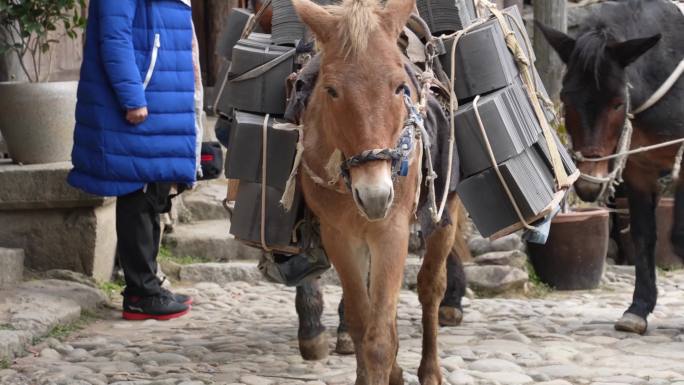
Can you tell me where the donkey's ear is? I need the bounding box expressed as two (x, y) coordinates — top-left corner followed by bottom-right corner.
(535, 21), (575, 63)
(609, 34), (661, 67)
(293, 0), (335, 44)
(382, 0), (415, 38)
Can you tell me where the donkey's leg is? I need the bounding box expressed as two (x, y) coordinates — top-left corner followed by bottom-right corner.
(320, 225), (371, 385)
(671, 168), (684, 258)
(296, 279), (328, 360)
(615, 168), (659, 335)
(439, 253), (466, 327)
(418, 198), (459, 385)
(336, 297), (355, 355)
(363, 221), (410, 385)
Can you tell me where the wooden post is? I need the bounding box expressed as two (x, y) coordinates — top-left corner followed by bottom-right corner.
(533, 0), (567, 103)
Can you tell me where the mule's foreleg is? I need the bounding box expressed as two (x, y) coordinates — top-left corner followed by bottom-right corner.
(296, 279), (328, 360)
(364, 220), (410, 385)
(320, 225), (372, 385)
(615, 168), (659, 335)
(418, 197), (459, 385)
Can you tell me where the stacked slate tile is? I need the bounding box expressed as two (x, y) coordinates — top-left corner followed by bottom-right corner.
(446, 6), (577, 238)
(212, 5), (308, 251)
(417, 0), (476, 34)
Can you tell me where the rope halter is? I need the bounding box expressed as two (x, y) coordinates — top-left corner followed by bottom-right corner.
(339, 85), (420, 189)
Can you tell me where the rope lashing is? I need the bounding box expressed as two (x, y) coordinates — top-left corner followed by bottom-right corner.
(260, 114), (273, 252)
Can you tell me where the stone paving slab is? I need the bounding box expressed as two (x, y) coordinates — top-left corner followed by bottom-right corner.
(0, 279), (107, 363)
(4, 266), (684, 385)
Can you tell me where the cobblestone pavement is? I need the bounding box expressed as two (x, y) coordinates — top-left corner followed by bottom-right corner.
(4, 266), (684, 385)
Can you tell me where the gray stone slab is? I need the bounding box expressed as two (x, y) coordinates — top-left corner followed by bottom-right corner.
(0, 161), (109, 210)
(163, 220), (264, 262)
(0, 248), (23, 288)
(179, 180), (230, 222)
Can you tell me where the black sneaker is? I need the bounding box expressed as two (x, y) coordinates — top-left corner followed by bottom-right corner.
(158, 278), (193, 305)
(160, 287), (193, 305)
(122, 294), (190, 321)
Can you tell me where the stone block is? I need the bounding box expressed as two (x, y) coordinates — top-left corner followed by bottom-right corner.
(0, 161), (116, 281)
(0, 248), (24, 287)
(0, 200), (116, 281)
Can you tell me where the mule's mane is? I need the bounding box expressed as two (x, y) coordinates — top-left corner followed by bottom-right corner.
(326, 0), (380, 58)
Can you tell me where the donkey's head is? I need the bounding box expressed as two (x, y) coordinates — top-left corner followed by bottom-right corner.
(293, 0), (414, 220)
(537, 22), (660, 201)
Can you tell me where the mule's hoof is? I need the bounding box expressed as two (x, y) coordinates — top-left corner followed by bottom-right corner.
(438, 306), (463, 327)
(299, 333), (329, 361)
(335, 331), (355, 355)
(614, 313), (648, 335)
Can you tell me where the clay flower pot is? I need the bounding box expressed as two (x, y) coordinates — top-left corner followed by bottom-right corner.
(527, 208), (609, 290)
(0, 81), (77, 164)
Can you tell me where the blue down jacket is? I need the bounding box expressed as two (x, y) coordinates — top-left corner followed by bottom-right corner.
(68, 0), (197, 197)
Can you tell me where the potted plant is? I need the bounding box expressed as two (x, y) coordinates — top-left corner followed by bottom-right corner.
(0, 0), (86, 164)
(527, 200), (610, 290)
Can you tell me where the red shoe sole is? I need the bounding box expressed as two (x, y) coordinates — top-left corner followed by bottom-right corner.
(122, 307), (190, 321)
(183, 298), (193, 306)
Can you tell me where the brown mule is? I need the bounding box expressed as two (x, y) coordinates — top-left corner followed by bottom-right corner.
(293, 0), (461, 383)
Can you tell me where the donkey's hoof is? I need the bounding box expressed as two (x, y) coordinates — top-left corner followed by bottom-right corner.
(299, 333), (329, 361)
(614, 313), (648, 335)
(438, 306), (463, 327)
(335, 331), (355, 355)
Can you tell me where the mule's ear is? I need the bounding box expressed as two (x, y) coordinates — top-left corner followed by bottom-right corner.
(293, 0), (335, 44)
(382, 0), (415, 38)
(535, 21), (575, 63)
(609, 34), (661, 67)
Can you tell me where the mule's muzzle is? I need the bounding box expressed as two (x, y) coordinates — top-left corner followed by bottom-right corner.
(573, 160), (611, 202)
(573, 178), (605, 202)
(353, 183), (394, 221)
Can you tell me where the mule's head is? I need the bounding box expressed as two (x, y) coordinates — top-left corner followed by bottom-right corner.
(537, 22), (660, 201)
(294, 0), (415, 220)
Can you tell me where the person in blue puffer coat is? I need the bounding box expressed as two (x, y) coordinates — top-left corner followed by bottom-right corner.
(68, 0), (203, 320)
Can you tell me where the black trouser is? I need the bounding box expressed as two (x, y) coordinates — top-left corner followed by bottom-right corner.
(116, 183), (173, 297)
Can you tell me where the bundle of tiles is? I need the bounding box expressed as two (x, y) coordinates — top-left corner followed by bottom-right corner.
(271, 0), (334, 45)
(212, 6), (309, 251)
(445, 6), (578, 238)
(417, 0), (477, 34)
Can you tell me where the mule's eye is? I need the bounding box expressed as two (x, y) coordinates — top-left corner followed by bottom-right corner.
(325, 86), (338, 98)
(395, 84), (406, 95)
(613, 102), (625, 111)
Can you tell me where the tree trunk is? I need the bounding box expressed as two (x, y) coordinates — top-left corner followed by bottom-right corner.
(533, 0), (567, 103)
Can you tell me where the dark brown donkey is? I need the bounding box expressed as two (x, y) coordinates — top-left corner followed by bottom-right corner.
(291, 0), (462, 383)
(539, 0), (683, 334)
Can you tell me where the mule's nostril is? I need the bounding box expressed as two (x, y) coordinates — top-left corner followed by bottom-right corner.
(354, 188), (367, 210)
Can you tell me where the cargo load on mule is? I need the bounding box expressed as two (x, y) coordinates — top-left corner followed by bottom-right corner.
(212, 0), (579, 284)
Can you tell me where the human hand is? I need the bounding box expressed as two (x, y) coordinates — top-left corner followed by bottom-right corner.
(126, 107), (148, 124)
